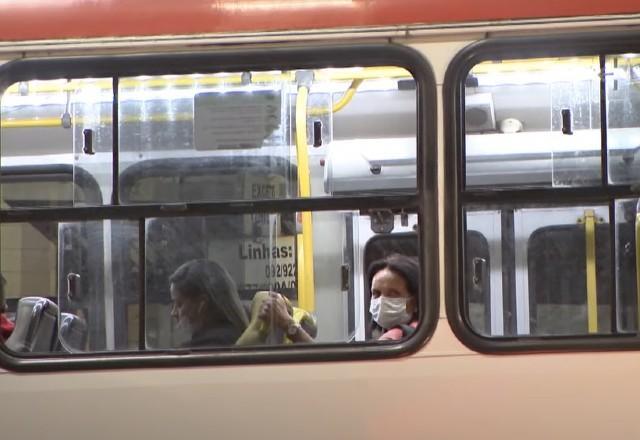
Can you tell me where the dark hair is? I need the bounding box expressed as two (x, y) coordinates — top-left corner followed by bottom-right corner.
(367, 253), (419, 301)
(169, 259), (249, 331)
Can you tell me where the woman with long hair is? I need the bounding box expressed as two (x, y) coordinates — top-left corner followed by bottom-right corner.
(169, 259), (249, 347)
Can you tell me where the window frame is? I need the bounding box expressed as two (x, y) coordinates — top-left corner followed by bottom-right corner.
(0, 44), (438, 371)
(444, 31), (640, 353)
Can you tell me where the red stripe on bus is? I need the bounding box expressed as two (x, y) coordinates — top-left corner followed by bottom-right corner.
(0, 0), (639, 41)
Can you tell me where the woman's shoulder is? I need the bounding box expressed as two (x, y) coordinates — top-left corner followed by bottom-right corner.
(378, 320), (418, 341)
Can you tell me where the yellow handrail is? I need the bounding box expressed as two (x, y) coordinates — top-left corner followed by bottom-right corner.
(294, 84), (315, 312)
(1, 113), (196, 129)
(308, 78), (363, 116)
(1, 118), (66, 128)
(584, 209), (598, 334)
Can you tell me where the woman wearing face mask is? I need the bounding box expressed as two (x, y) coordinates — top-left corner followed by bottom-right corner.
(169, 259), (249, 347)
(367, 254), (419, 340)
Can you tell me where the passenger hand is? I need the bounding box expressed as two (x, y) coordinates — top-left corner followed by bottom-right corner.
(257, 292), (293, 330)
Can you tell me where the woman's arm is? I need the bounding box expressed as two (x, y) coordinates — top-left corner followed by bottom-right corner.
(260, 292), (315, 344)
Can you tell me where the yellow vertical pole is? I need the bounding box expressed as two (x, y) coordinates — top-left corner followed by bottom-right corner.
(295, 85), (315, 312)
(584, 209), (598, 334)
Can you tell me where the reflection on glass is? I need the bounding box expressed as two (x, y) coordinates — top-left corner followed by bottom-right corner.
(57, 220), (138, 352)
(145, 213), (303, 349)
(1, 78), (113, 207)
(0, 209), (422, 354)
(118, 67), (417, 203)
(615, 199), (640, 333)
(465, 57), (601, 188)
(464, 205), (612, 337)
(144, 211), (420, 349)
(1, 220), (77, 353)
(606, 55), (640, 185)
(0, 172), (103, 209)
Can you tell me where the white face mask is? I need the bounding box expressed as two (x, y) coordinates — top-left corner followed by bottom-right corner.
(369, 296), (412, 330)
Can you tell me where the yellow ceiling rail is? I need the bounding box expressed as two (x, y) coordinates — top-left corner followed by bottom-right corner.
(470, 56), (640, 83)
(1, 70), (390, 129)
(470, 56), (602, 75)
(1, 113), (203, 129)
(1, 118), (65, 128)
(2, 66), (410, 96)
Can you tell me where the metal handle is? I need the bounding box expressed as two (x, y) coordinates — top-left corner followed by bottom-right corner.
(67, 273), (81, 301)
(561, 108), (573, 135)
(472, 257), (486, 287)
(82, 128), (95, 155)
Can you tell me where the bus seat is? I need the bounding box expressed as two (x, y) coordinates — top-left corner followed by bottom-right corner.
(5, 297), (58, 353)
(57, 313), (87, 352)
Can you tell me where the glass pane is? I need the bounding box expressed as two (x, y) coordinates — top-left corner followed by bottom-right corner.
(465, 210), (501, 336)
(464, 205), (612, 337)
(615, 199), (639, 333)
(57, 220), (138, 352)
(118, 67), (417, 203)
(71, 79), (113, 205)
(606, 55), (640, 185)
(0, 219), (136, 353)
(0, 221), (57, 353)
(1, 78), (110, 207)
(0, 213), (423, 354)
(465, 57), (601, 188)
(143, 211), (421, 349)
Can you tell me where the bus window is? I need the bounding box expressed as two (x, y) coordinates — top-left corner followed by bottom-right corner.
(0, 45), (437, 368)
(450, 37), (640, 348)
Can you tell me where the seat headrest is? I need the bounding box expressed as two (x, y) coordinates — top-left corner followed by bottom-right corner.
(57, 312), (87, 352)
(5, 297), (58, 353)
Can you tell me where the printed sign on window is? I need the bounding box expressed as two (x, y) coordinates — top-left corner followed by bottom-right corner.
(194, 90), (281, 150)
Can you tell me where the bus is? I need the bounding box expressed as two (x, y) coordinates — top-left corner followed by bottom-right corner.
(1, 1), (640, 438)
